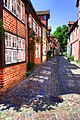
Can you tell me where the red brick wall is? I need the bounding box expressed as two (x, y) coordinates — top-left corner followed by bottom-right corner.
(0, 63), (26, 95)
(3, 9), (25, 38)
(17, 20), (25, 38)
(3, 10), (16, 34)
(26, 14), (28, 65)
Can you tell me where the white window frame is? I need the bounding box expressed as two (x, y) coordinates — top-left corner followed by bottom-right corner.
(5, 32), (26, 65)
(5, 49), (12, 64)
(12, 50), (17, 63)
(3, 0), (25, 23)
(36, 43), (40, 58)
(5, 32), (12, 48)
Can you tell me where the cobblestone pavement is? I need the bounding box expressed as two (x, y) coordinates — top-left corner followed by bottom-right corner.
(0, 55), (80, 120)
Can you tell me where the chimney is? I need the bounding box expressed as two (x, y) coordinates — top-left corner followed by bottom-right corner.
(68, 21), (75, 32)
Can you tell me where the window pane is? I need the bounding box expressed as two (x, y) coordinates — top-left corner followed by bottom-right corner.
(12, 50), (17, 63)
(5, 33), (12, 48)
(5, 49), (12, 64)
(18, 50), (25, 62)
(18, 38), (22, 49)
(12, 36), (17, 48)
(12, 0), (16, 14)
(22, 39), (25, 50)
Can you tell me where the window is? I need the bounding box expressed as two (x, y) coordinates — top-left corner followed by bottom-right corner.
(36, 43), (40, 58)
(4, 0), (10, 9)
(18, 38), (22, 49)
(39, 27), (41, 37)
(17, 0), (21, 19)
(42, 44), (46, 55)
(33, 20), (36, 32)
(5, 33), (12, 48)
(18, 37), (25, 50)
(12, 50), (17, 63)
(5, 49), (12, 64)
(5, 32), (25, 64)
(12, 0), (16, 14)
(18, 50), (25, 62)
(18, 37), (25, 62)
(44, 15), (46, 20)
(43, 29), (46, 40)
(4, 0), (25, 21)
(12, 36), (17, 49)
(36, 24), (38, 34)
(29, 15), (32, 28)
(21, 3), (25, 22)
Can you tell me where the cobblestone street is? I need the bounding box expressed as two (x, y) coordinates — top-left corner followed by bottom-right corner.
(0, 55), (80, 120)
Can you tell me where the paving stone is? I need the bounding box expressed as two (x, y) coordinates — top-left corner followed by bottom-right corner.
(0, 56), (80, 120)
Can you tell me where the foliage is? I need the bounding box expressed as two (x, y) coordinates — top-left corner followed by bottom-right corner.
(62, 52), (67, 57)
(29, 27), (36, 38)
(29, 41), (35, 51)
(47, 51), (52, 58)
(26, 71), (31, 77)
(0, 19), (5, 40)
(67, 55), (74, 62)
(76, 60), (80, 65)
(53, 25), (68, 52)
(36, 36), (41, 43)
(27, 62), (35, 70)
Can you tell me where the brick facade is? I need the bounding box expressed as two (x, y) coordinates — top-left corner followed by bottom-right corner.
(0, 0), (27, 95)
(0, 63), (26, 95)
(17, 20), (25, 38)
(0, 0), (51, 95)
(67, 0), (80, 61)
(3, 10), (17, 34)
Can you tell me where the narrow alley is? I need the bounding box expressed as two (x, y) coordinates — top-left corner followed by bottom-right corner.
(0, 55), (80, 120)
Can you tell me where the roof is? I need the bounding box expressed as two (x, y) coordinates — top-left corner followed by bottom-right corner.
(76, 0), (79, 7)
(26, 0), (42, 26)
(67, 20), (78, 36)
(68, 21), (75, 25)
(37, 10), (50, 15)
(36, 10), (50, 19)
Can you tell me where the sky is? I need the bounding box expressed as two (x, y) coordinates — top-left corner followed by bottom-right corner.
(30, 0), (78, 33)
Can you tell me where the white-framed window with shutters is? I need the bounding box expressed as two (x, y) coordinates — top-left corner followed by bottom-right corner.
(5, 32), (26, 64)
(36, 43), (40, 58)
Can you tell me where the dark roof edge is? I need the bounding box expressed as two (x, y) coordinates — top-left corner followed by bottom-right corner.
(67, 20), (78, 36)
(76, 0), (79, 7)
(26, 0), (42, 25)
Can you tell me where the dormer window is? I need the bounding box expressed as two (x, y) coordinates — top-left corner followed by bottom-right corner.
(44, 15), (46, 20)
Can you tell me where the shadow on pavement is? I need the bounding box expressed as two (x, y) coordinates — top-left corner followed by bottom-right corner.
(0, 55), (80, 112)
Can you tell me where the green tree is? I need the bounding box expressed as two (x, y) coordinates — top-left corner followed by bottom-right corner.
(53, 25), (68, 52)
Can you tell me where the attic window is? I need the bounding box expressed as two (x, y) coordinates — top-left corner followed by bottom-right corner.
(44, 15), (46, 20)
